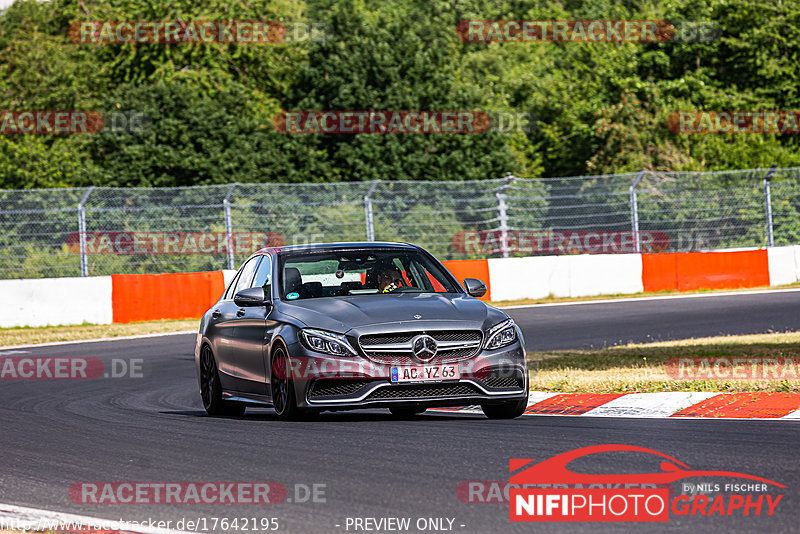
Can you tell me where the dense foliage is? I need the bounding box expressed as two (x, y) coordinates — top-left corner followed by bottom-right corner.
(1, 0), (799, 189)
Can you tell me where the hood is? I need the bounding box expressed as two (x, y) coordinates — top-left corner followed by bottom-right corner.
(276, 293), (507, 333)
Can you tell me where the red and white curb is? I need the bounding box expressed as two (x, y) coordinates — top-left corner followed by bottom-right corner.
(432, 391), (800, 419)
(0, 503), (196, 534)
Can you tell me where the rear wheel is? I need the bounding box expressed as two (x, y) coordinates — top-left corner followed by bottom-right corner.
(271, 346), (303, 421)
(389, 406), (427, 418)
(200, 345), (246, 416)
(481, 398), (527, 419)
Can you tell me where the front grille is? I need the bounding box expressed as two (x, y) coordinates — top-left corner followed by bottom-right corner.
(360, 333), (413, 345)
(481, 370), (524, 390)
(433, 331), (483, 342)
(365, 383), (481, 401)
(308, 379), (371, 399)
(359, 330), (482, 364)
(438, 347), (480, 360)
(363, 354), (416, 366)
(360, 331), (482, 346)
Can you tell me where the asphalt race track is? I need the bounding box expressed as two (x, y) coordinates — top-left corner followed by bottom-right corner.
(1, 290), (799, 533)
(512, 288), (800, 350)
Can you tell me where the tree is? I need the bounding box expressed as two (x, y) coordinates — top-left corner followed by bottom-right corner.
(283, 0), (521, 182)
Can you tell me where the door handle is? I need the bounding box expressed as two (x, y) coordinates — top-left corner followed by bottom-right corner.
(236, 308), (246, 317)
(211, 309), (221, 318)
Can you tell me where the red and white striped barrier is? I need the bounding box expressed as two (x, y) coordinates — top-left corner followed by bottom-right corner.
(487, 245), (798, 300)
(1, 246), (798, 327)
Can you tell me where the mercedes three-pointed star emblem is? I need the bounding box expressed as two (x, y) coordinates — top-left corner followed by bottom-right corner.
(411, 334), (438, 362)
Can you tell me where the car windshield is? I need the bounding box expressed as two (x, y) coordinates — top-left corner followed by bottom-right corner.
(279, 249), (460, 300)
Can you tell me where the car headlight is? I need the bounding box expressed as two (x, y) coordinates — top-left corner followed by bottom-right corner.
(484, 318), (517, 350)
(300, 329), (357, 356)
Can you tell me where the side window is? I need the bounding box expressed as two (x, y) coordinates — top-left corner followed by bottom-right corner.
(252, 255), (272, 295)
(409, 257), (446, 292)
(223, 271), (243, 301)
(232, 256), (260, 297)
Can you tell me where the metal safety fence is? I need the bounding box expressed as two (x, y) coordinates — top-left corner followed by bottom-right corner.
(0, 166), (798, 279)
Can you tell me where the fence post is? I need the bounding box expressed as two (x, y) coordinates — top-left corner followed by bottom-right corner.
(629, 171), (645, 253)
(364, 180), (380, 241)
(223, 183), (238, 269)
(763, 164), (777, 247)
(77, 186), (95, 277)
(496, 172), (513, 258)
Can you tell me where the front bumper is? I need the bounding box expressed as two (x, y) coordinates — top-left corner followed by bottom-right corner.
(287, 340), (528, 410)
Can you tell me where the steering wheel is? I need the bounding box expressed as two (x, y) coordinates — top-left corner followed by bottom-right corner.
(381, 280), (404, 293)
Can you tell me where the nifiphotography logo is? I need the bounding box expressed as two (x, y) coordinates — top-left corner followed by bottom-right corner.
(508, 444), (785, 522)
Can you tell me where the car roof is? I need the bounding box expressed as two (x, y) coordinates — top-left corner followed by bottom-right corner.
(256, 241), (419, 256)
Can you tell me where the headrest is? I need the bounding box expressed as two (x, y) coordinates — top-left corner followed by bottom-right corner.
(303, 281), (323, 298)
(284, 267), (302, 292)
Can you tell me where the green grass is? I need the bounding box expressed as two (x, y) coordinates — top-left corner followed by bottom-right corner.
(528, 331), (800, 393)
(0, 319), (198, 347)
(489, 281), (800, 308)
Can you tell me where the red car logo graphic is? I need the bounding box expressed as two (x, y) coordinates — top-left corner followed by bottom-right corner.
(510, 444), (785, 487)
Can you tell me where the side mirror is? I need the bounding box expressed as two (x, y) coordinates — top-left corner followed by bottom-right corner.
(463, 278), (487, 298)
(234, 287), (269, 307)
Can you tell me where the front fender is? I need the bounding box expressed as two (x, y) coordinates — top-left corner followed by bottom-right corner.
(193, 315), (207, 389)
(265, 323), (302, 379)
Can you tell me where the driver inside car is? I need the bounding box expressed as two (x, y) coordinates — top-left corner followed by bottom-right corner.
(377, 265), (405, 293)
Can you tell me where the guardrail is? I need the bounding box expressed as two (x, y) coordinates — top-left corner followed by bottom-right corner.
(1, 167), (799, 279)
(2, 246), (797, 329)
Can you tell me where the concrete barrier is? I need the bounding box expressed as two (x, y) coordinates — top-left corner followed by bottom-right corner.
(0, 276), (112, 328)
(566, 254), (644, 297)
(487, 256), (567, 301)
(111, 271), (225, 323)
(642, 249), (770, 292)
(2, 244), (798, 327)
(796, 245), (800, 282)
(767, 246), (799, 286)
(487, 254), (643, 301)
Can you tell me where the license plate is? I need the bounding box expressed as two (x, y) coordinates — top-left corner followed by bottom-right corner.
(390, 363), (459, 383)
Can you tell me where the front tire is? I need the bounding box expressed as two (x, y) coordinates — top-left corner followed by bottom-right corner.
(271, 346), (303, 421)
(200, 345), (246, 417)
(481, 398), (527, 419)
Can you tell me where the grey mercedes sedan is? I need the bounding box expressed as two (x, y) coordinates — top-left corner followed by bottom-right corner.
(195, 242), (528, 420)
